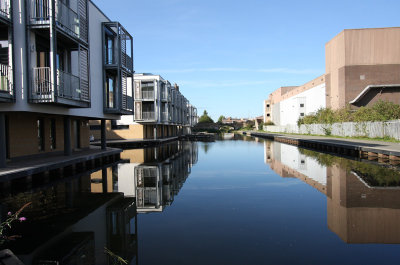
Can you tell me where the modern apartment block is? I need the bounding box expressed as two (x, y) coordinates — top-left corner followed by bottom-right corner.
(92, 73), (197, 140)
(0, 0), (133, 167)
(265, 27), (400, 126)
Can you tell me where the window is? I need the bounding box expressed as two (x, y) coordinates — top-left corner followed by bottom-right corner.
(300, 113), (304, 117)
(50, 118), (56, 150)
(111, 120), (129, 130)
(300, 103), (304, 108)
(267, 114), (270, 117)
(37, 119), (45, 151)
(105, 33), (114, 64)
(106, 75), (115, 108)
(266, 104), (270, 108)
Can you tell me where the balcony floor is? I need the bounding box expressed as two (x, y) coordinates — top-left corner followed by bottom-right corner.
(0, 146), (122, 181)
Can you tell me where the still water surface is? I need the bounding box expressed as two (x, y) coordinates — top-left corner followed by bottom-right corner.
(2, 135), (400, 264)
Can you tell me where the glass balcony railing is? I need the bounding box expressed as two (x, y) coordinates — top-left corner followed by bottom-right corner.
(30, 0), (80, 39)
(142, 90), (154, 100)
(0, 0), (10, 20)
(142, 111), (155, 120)
(57, 69), (81, 100)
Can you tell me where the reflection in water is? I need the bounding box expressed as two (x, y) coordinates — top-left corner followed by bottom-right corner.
(0, 162), (138, 265)
(105, 141), (199, 213)
(264, 140), (400, 243)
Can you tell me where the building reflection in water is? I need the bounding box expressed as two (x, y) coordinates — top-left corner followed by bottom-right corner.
(0, 161), (138, 265)
(264, 140), (400, 244)
(94, 141), (199, 213)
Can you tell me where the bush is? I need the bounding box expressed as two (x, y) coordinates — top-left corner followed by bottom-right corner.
(297, 100), (400, 125)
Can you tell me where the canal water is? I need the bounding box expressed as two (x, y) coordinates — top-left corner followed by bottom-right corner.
(1, 134), (400, 264)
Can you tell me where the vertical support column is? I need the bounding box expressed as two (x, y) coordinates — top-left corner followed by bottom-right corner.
(64, 116), (72, 156)
(101, 119), (107, 150)
(0, 113), (6, 168)
(49, 0), (57, 99)
(154, 125), (157, 140)
(102, 167), (108, 193)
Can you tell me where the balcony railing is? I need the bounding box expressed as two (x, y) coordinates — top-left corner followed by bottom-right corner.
(161, 112), (168, 121)
(0, 63), (12, 96)
(30, 0), (80, 39)
(32, 67), (53, 101)
(142, 90), (154, 100)
(0, 0), (10, 20)
(142, 111), (155, 120)
(32, 67), (85, 102)
(161, 91), (168, 101)
(57, 69), (81, 100)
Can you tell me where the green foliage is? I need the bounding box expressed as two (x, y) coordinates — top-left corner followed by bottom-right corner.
(264, 121), (275, 126)
(217, 115), (225, 124)
(198, 110), (214, 123)
(297, 100), (400, 126)
(0, 202), (31, 245)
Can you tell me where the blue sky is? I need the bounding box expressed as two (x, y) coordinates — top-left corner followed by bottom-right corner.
(93, 0), (400, 120)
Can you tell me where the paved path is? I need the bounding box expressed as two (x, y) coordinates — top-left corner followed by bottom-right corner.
(249, 132), (400, 159)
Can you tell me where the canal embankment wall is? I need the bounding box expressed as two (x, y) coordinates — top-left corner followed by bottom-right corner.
(249, 132), (400, 163)
(264, 120), (400, 140)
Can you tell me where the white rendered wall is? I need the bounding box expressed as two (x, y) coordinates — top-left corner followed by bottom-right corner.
(116, 163), (138, 197)
(279, 83), (326, 126)
(280, 144), (327, 186)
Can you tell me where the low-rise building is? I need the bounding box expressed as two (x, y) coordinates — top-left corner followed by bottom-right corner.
(265, 27), (400, 127)
(91, 73), (197, 140)
(0, 0), (134, 167)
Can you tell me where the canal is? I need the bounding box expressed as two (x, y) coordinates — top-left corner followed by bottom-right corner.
(1, 134), (400, 264)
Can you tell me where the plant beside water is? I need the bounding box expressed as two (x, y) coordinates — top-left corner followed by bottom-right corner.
(0, 202), (31, 246)
(297, 100), (400, 126)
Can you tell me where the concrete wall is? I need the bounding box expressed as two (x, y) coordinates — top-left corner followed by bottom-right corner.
(7, 113), (89, 158)
(326, 27), (400, 109)
(265, 119), (400, 140)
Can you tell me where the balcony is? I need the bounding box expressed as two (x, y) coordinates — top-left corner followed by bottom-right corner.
(31, 67), (89, 106)
(134, 111), (155, 121)
(0, 63), (12, 101)
(103, 22), (133, 74)
(29, 0), (88, 43)
(161, 112), (168, 122)
(0, 0), (11, 22)
(142, 90), (154, 100)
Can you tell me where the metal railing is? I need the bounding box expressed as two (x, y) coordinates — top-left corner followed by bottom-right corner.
(57, 69), (81, 100)
(142, 90), (154, 100)
(0, 63), (12, 95)
(142, 111), (155, 120)
(0, 0), (10, 19)
(32, 67), (83, 102)
(30, 0), (80, 39)
(33, 67), (53, 101)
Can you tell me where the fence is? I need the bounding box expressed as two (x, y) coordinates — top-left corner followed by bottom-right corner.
(264, 120), (400, 140)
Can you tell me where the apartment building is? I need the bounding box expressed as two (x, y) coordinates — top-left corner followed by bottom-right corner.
(0, 0), (133, 167)
(92, 73), (197, 140)
(265, 27), (400, 126)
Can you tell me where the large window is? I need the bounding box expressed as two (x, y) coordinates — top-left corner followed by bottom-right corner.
(105, 33), (114, 64)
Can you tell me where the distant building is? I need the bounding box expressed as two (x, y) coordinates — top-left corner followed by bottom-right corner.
(265, 27), (400, 126)
(90, 73), (197, 140)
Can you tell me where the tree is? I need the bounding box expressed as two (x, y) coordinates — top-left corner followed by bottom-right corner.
(217, 115), (225, 124)
(198, 110), (214, 123)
